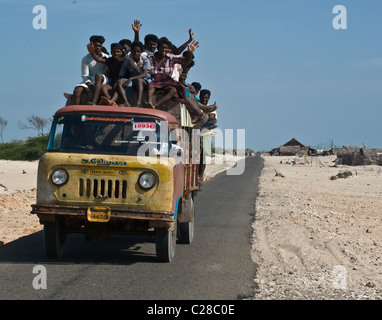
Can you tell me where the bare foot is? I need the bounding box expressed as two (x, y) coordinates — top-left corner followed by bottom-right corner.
(144, 102), (155, 109)
(101, 96), (118, 106)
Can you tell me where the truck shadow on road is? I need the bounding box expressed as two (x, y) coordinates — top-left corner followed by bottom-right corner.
(0, 231), (159, 265)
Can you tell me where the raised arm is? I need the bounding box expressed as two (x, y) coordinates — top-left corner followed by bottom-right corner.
(176, 28), (194, 54)
(182, 40), (199, 67)
(132, 20), (142, 42)
(86, 42), (107, 64)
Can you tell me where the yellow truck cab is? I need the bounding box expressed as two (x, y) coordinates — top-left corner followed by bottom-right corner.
(31, 103), (201, 262)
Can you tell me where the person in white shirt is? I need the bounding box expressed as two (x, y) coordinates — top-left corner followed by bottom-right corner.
(68, 35), (109, 105)
(140, 34), (159, 59)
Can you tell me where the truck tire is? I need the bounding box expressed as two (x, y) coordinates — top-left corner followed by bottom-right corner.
(178, 198), (195, 244)
(43, 221), (67, 258)
(155, 223), (177, 262)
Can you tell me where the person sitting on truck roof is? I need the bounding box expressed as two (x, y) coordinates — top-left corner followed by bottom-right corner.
(135, 20), (194, 56)
(158, 29), (195, 56)
(144, 38), (208, 128)
(86, 42), (126, 106)
(159, 29), (195, 81)
(142, 34), (159, 57)
(143, 38), (208, 126)
(111, 41), (152, 107)
(144, 37), (190, 107)
(65, 35), (109, 105)
(172, 50), (195, 81)
(119, 39), (131, 57)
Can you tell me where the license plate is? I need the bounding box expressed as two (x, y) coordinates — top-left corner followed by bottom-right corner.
(87, 206), (111, 222)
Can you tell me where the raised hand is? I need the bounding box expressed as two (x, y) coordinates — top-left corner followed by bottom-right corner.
(87, 42), (95, 54)
(188, 28), (194, 42)
(132, 20), (142, 33)
(188, 40), (199, 53)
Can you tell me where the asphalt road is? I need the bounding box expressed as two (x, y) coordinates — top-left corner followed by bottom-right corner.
(0, 156), (263, 300)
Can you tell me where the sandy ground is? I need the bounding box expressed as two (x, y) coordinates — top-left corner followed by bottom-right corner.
(251, 155), (382, 299)
(0, 160), (40, 245)
(0, 154), (239, 246)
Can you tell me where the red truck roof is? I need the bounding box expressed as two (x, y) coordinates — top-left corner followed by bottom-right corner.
(54, 105), (179, 125)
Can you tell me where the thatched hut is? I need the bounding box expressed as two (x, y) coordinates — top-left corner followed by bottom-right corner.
(270, 138), (316, 156)
(332, 146), (382, 166)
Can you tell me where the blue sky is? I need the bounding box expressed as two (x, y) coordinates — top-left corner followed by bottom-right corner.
(0, 0), (381, 151)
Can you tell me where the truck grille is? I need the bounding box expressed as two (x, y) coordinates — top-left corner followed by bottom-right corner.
(79, 178), (128, 199)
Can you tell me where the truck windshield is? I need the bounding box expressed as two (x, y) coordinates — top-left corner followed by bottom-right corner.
(47, 114), (170, 156)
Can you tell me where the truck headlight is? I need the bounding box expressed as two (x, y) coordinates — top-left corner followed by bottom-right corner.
(138, 172), (156, 189)
(51, 169), (68, 186)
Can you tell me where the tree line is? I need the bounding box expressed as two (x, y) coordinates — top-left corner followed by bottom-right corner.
(0, 114), (51, 161)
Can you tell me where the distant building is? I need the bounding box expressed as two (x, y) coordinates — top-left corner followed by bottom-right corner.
(270, 138), (316, 156)
(245, 149), (255, 156)
(331, 145), (382, 166)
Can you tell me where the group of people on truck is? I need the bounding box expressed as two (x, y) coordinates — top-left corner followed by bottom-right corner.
(64, 20), (217, 131)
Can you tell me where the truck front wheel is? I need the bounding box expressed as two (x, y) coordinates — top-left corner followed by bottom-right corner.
(155, 223), (177, 262)
(43, 221), (67, 258)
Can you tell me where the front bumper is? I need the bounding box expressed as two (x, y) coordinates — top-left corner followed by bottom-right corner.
(31, 204), (175, 228)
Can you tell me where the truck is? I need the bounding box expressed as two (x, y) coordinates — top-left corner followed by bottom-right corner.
(31, 100), (203, 262)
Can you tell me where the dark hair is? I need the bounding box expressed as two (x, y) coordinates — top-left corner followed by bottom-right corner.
(131, 41), (144, 51)
(110, 43), (123, 51)
(157, 37), (171, 48)
(159, 38), (177, 54)
(89, 35), (105, 44)
(182, 50), (195, 59)
(144, 34), (158, 44)
(200, 89), (211, 97)
(119, 39), (132, 46)
(191, 82), (202, 91)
